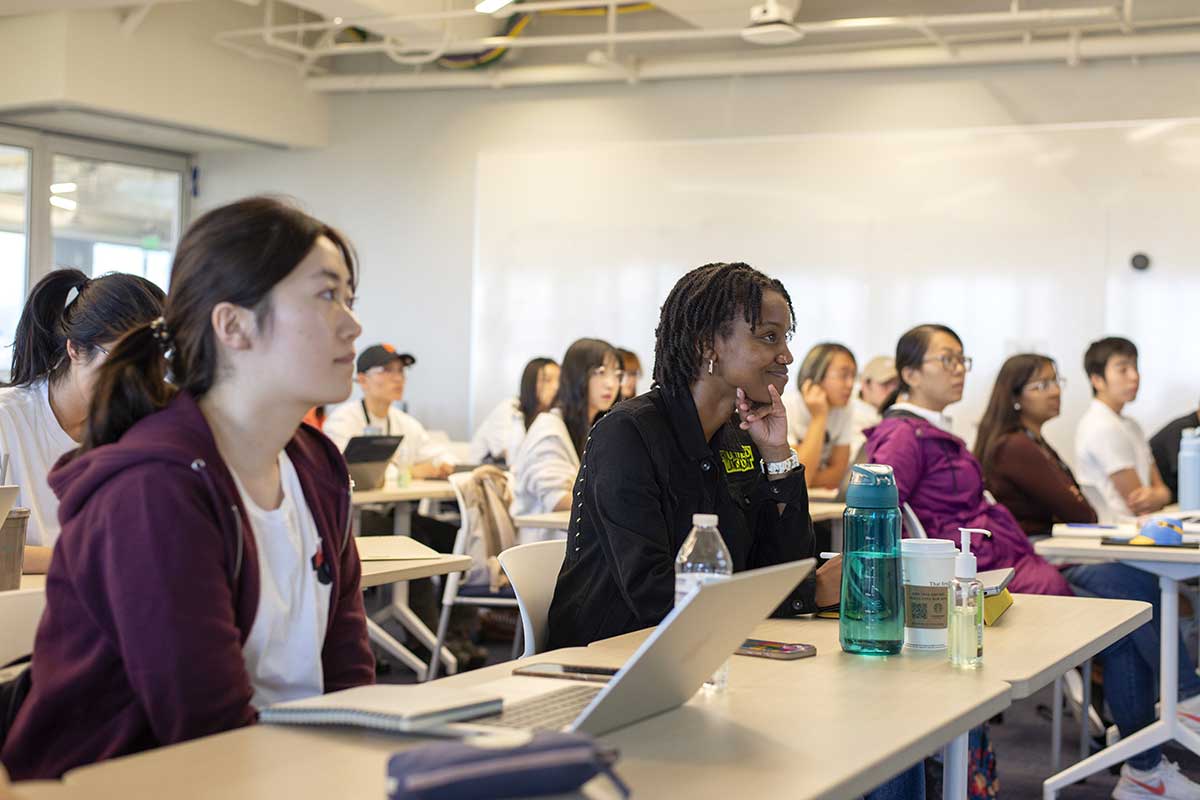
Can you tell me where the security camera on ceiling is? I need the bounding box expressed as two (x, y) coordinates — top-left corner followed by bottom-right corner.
(741, 0), (803, 46)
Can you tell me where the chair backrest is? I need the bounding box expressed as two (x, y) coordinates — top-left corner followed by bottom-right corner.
(0, 587), (45, 665)
(901, 502), (928, 539)
(497, 539), (567, 658)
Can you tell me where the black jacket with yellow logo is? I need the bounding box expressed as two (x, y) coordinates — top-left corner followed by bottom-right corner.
(545, 385), (818, 650)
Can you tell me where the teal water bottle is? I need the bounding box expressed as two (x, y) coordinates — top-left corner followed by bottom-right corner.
(839, 464), (904, 655)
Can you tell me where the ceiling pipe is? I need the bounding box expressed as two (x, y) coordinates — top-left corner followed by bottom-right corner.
(217, 5), (1119, 53)
(305, 29), (1200, 92)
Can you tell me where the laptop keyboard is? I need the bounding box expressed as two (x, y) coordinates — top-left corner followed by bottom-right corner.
(477, 684), (603, 731)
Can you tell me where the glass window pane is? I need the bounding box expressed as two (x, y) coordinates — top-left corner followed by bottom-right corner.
(50, 154), (180, 292)
(0, 145), (29, 356)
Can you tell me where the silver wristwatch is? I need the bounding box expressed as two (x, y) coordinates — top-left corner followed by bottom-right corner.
(761, 453), (799, 476)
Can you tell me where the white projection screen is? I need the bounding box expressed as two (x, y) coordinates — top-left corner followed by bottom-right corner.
(471, 119), (1200, 464)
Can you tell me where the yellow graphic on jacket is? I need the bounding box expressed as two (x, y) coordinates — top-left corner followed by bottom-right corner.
(720, 445), (755, 474)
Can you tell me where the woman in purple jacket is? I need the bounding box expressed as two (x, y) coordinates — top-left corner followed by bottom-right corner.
(1, 197), (374, 779)
(866, 323), (1200, 798)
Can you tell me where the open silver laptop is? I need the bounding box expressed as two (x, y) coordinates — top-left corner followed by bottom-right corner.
(457, 559), (815, 737)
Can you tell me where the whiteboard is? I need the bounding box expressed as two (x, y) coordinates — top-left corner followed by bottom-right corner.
(472, 119), (1200, 465)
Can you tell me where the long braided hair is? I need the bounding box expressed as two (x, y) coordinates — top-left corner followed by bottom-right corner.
(652, 262), (795, 398)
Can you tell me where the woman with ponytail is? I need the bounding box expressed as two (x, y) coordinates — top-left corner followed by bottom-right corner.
(2, 197), (374, 779)
(0, 268), (163, 572)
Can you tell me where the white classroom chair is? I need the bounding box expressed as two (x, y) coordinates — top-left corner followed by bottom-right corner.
(497, 539), (567, 659)
(427, 472), (520, 680)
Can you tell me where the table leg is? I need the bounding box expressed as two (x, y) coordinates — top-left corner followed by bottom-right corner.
(1051, 675), (1062, 772)
(943, 732), (968, 800)
(1044, 571), (1200, 798)
(1081, 657), (1092, 761)
(366, 617), (426, 681)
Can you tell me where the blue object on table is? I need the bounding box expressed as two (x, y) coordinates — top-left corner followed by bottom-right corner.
(386, 731), (629, 800)
(1180, 429), (1200, 511)
(840, 464), (904, 656)
(1132, 518), (1185, 546)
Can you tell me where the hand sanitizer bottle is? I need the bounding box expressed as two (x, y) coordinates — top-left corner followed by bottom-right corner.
(949, 527), (990, 669)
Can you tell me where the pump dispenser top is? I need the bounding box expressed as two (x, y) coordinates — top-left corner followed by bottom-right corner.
(956, 528), (992, 579)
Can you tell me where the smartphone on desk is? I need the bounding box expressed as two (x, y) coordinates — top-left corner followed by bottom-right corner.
(511, 663), (619, 684)
(736, 639), (817, 660)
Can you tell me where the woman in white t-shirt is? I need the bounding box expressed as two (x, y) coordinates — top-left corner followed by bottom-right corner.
(468, 357), (560, 464)
(782, 343), (857, 489)
(510, 339), (620, 542)
(0, 268), (164, 573)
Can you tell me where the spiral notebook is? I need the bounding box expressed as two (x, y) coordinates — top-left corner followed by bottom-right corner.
(260, 685), (502, 733)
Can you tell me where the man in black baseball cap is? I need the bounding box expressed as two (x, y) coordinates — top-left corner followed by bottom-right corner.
(355, 343), (415, 374)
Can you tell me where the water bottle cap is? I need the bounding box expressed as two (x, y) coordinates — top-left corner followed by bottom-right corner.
(844, 463), (899, 509)
(692, 513), (719, 528)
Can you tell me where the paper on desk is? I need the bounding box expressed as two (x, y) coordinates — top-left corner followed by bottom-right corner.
(355, 536), (441, 561)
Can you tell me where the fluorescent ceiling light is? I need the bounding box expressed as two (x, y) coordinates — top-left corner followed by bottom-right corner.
(49, 195), (77, 211)
(49, 182), (77, 193)
(475, 0), (515, 14)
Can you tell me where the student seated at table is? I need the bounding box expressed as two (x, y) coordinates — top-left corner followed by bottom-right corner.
(1150, 403), (1200, 503)
(974, 354), (1097, 537)
(850, 355), (898, 450)
(509, 338), (620, 543)
(1075, 336), (1170, 520)
(546, 264), (837, 646)
(617, 347), (642, 401)
(866, 324), (1200, 798)
(0, 268), (163, 574)
(0, 197), (374, 780)
(468, 356), (559, 465)
(324, 345), (456, 481)
(781, 342), (857, 490)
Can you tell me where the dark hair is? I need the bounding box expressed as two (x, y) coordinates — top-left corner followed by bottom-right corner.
(518, 357), (557, 431)
(1084, 337), (1137, 397)
(973, 353), (1057, 474)
(82, 196), (357, 452)
(617, 348), (640, 400)
(652, 262), (795, 399)
(556, 338), (619, 456)
(8, 268), (164, 388)
(882, 323), (963, 411)
(796, 342), (856, 388)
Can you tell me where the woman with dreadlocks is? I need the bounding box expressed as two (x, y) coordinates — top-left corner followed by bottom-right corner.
(545, 263), (923, 800)
(545, 262), (840, 650)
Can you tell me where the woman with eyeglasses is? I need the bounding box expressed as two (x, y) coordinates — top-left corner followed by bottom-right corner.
(0, 268), (164, 574)
(867, 326), (1200, 796)
(975, 354), (1096, 537)
(509, 338), (621, 543)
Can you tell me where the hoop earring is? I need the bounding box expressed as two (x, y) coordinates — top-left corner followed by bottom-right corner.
(708, 359), (714, 376)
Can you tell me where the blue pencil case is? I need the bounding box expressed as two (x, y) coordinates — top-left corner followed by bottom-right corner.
(386, 731), (630, 799)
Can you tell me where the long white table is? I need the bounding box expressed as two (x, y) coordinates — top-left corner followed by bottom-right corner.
(1035, 536), (1199, 798)
(352, 480), (461, 679)
(50, 593), (1146, 800)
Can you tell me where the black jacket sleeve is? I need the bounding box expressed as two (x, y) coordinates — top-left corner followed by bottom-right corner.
(745, 465), (819, 616)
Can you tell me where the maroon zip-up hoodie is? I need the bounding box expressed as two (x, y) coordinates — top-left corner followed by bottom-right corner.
(1, 392), (375, 780)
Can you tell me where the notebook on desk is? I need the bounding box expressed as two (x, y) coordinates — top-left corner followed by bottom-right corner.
(260, 684), (502, 733)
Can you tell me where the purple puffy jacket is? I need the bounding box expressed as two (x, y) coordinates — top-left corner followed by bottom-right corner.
(864, 411), (1072, 596)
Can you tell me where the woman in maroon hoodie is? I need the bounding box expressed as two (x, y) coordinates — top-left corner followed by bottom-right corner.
(1, 197), (374, 779)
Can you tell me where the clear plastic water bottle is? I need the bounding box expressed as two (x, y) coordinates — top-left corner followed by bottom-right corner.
(839, 464), (904, 656)
(675, 513), (733, 691)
